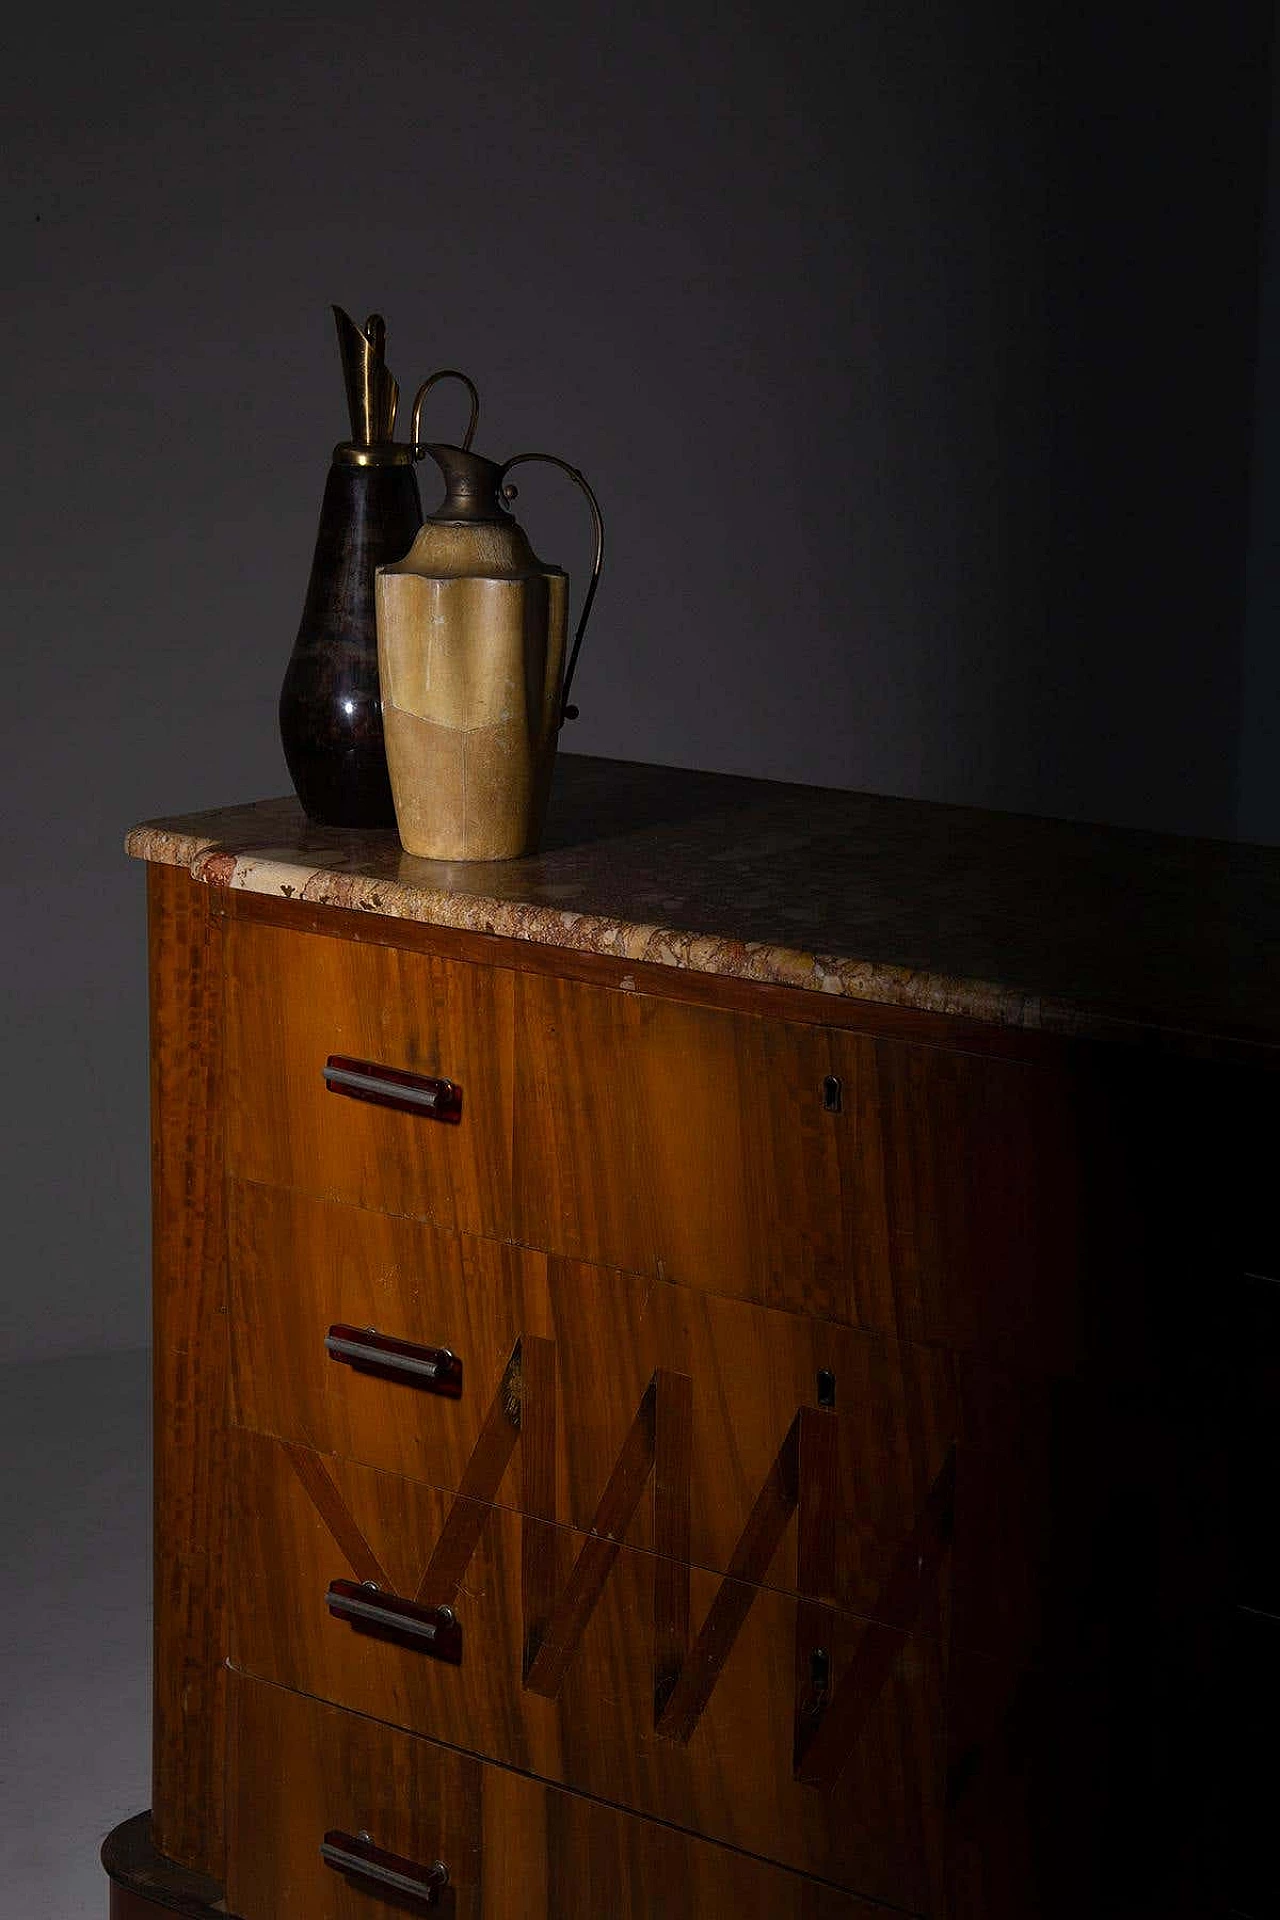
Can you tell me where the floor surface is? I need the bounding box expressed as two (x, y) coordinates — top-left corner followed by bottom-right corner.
(0, 1349), (151, 1920)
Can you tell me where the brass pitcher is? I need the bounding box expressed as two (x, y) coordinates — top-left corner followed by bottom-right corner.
(375, 438), (603, 860)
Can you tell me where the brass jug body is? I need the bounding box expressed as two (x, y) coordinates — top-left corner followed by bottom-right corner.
(376, 444), (601, 861)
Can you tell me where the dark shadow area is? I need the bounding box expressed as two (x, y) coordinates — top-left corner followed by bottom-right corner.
(539, 753), (788, 851)
(1035, 4), (1273, 834)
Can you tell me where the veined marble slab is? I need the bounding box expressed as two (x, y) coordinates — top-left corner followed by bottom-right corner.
(127, 752), (1280, 1063)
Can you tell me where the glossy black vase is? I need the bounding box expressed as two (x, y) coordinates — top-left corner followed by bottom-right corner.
(279, 456), (422, 828)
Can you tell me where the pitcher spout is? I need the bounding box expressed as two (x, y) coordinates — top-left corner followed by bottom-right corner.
(423, 443), (510, 523)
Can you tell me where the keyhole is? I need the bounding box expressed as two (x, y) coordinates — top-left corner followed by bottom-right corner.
(822, 1075), (843, 1113)
(810, 1647), (830, 1694)
(817, 1369), (836, 1408)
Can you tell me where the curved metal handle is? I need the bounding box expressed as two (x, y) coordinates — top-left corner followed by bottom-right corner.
(410, 368), (480, 454)
(498, 452), (605, 724)
(321, 1830), (450, 1907)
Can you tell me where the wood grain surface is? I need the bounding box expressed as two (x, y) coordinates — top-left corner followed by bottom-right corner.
(219, 883), (1078, 1063)
(229, 1172), (1172, 1670)
(140, 869), (1257, 1916)
(224, 918), (515, 1237)
(147, 863), (229, 1877)
(230, 1180), (961, 1621)
(513, 968), (1096, 1357)
(227, 1667), (908, 1920)
(229, 1427), (946, 1911)
(221, 908), (1107, 1357)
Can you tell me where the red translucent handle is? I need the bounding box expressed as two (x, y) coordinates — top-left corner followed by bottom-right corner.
(323, 1055), (462, 1123)
(325, 1324), (463, 1398)
(326, 1579), (463, 1662)
(321, 1829), (449, 1906)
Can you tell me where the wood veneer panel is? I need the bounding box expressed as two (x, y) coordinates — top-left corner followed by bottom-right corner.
(227, 1672), (900, 1918)
(513, 970), (1101, 1353)
(512, 972), (888, 1325)
(220, 884), (1073, 1063)
(224, 918), (515, 1236)
(229, 1429), (945, 1912)
(228, 1180), (959, 1624)
(478, 1758), (901, 1918)
(229, 1180), (1155, 1665)
(227, 1669), (481, 1919)
(147, 862), (229, 1876)
(229, 1183), (556, 1507)
(841, 1031), (1087, 1374)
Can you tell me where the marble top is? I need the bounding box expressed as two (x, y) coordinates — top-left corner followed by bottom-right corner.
(127, 753), (1280, 1064)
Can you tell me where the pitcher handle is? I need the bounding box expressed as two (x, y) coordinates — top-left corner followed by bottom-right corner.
(498, 453), (604, 724)
(410, 370), (480, 454)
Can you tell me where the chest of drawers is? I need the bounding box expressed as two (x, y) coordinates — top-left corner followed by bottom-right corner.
(104, 758), (1278, 1919)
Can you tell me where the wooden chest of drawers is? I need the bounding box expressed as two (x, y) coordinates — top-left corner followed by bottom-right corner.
(106, 762), (1278, 1919)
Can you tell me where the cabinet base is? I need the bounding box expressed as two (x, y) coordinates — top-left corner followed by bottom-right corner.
(101, 1814), (240, 1919)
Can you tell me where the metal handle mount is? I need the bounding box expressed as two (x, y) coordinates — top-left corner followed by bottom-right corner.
(325, 1324), (463, 1398)
(323, 1055), (462, 1124)
(321, 1829), (450, 1907)
(498, 451), (605, 724)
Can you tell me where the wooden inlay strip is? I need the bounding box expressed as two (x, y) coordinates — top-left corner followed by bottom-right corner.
(520, 1335), (559, 1676)
(794, 1407), (842, 1763)
(795, 1445), (957, 1789)
(415, 1341), (526, 1607)
(656, 1413), (802, 1744)
(653, 1369), (693, 1716)
(797, 1407), (840, 1603)
(524, 1382), (658, 1697)
(283, 1442), (389, 1591)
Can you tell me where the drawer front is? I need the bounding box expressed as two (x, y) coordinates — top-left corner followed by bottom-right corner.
(230, 1180), (959, 1627)
(512, 973), (1096, 1368)
(511, 973), (858, 1323)
(230, 1427), (946, 1913)
(228, 1667), (479, 1919)
(225, 919), (515, 1238)
(231, 1182), (1149, 1664)
(227, 1671), (896, 1920)
(224, 916), (1097, 1370)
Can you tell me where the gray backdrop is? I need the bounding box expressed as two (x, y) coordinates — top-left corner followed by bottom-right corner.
(3, 2), (1275, 1362)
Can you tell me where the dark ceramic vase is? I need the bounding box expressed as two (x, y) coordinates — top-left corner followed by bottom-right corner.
(279, 458), (422, 829)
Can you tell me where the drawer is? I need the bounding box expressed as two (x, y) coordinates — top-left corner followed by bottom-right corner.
(226, 1670), (898, 1919)
(230, 1427), (946, 1914)
(229, 1180), (959, 1626)
(228, 1667), (477, 1918)
(224, 912), (1104, 1371)
(512, 972), (1100, 1369)
(232, 1180), (1151, 1661)
(225, 918), (515, 1238)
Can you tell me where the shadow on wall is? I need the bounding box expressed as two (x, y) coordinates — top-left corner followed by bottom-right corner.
(0, 0), (1273, 1364)
(2, 2), (1273, 841)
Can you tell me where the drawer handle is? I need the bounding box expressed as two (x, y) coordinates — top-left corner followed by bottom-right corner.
(326, 1579), (463, 1662)
(321, 1829), (450, 1907)
(323, 1055), (463, 1124)
(325, 1324), (463, 1398)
